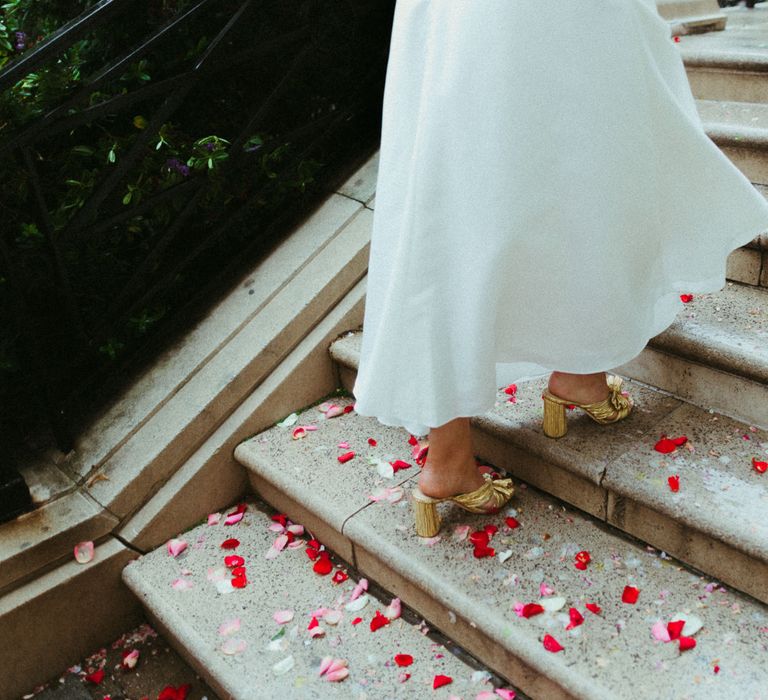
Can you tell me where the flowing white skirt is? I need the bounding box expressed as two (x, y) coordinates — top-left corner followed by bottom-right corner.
(352, 0), (768, 437)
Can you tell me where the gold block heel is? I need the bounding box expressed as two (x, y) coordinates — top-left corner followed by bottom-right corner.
(541, 374), (633, 439)
(542, 395), (568, 438)
(412, 489), (441, 538)
(410, 475), (514, 537)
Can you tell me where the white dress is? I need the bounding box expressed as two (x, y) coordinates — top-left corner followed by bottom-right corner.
(352, 0), (768, 437)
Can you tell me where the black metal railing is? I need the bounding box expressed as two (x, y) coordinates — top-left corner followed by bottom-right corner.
(0, 0), (394, 520)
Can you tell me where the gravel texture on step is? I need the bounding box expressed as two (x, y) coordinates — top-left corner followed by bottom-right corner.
(122, 497), (513, 700)
(650, 281), (768, 384)
(235, 399), (768, 699)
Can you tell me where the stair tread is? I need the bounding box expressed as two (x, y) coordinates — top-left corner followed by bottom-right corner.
(122, 498), (490, 700)
(234, 401), (768, 699)
(650, 282), (768, 385)
(329, 321), (768, 596)
(697, 98), (768, 140)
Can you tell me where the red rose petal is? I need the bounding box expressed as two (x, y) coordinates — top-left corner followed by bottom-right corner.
(473, 545), (495, 558)
(504, 516), (520, 529)
(484, 524), (499, 537)
(370, 610), (391, 632)
(522, 603), (545, 618)
(432, 675), (453, 689)
(585, 603), (602, 615)
(368, 438), (377, 446)
(231, 574), (247, 588)
(391, 459), (412, 472)
(351, 617), (362, 625)
(343, 405), (354, 413)
(542, 634), (564, 653)
(752, 457), (768, 474)
(220, 538), (240, 549)
(668, 475), (680, 492)
(680, 294), (694, 303)
(679, 636), (697, 651)
(332, 570), (349, 584)
(158, 685), (191, 700)
(271, 514), (288, 527)
(504, 383), (518, 396)
(313, 557), (333, 575)
(407, 435), (418, 446)
(224, 555), (244, 568)
(415, 446), (429, 465)
(654, 437), (677, 454)
(672, 436), (688, 446)
(574, 550), (591, 570)
(308, 616), (319, 631)
(306, 547), (319, 561)
(667, 620), (685, 641)
(394, 654), (413, 667)
(469, 530), (490, 547)
(230, 566), (246, 577)
(622, 585), (640, 604)
(566, 607), (584, 630)
(338, 451), (355, 463)
(85, 669), (105, 684)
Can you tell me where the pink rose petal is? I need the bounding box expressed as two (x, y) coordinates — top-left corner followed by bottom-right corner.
(207, 512), (221, 525)
(218, 618), (241, 636)
(166, 539), (188, 557)
(350, 578), (368, 601)
(273, 610), (294, 625)
(74, 541), (95, 564)
(496, 691), (517, 700)
(385, 597), (401, 620)
(221, 637), (247, 655)
(224, 511), (245, 526)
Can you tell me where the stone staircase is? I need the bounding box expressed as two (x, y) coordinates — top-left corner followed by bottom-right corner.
(120, 9), (768, 700)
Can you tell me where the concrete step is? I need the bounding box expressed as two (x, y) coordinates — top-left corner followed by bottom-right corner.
(681, 5), (768, 102)
(685, 49), (768, 102)
(328, 326), (768, 604)
(234, 399), (768, 699)
(122, 497), (514, 700)
(615, 281), (768, 428)
(698, 99), (768, 183)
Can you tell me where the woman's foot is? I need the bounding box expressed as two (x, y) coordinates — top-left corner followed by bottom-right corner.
(418, 416), (486, 499)
(547, 371), (611, 405)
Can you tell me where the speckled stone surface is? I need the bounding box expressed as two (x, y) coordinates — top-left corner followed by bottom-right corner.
(326, 331), (768, 602)
(474, 376), (681, 488)
(603, 403), (768, 600)
(122, 499), (505, 700)
(235, 396), (418, 537)
(649, 282), (768, 384)
(345, 478), (768, 700)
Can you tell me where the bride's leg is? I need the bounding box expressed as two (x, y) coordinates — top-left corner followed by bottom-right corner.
(418, 417), (486, 499)
(547, 370), (610, 404)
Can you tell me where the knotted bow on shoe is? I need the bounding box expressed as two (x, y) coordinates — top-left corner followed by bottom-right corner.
(451, 475), (515, 514)
(581, 375), (632, 423)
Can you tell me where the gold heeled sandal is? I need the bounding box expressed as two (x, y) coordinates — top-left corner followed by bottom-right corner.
(541, 374), (633, 439)
(411, 473), (515, 538)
